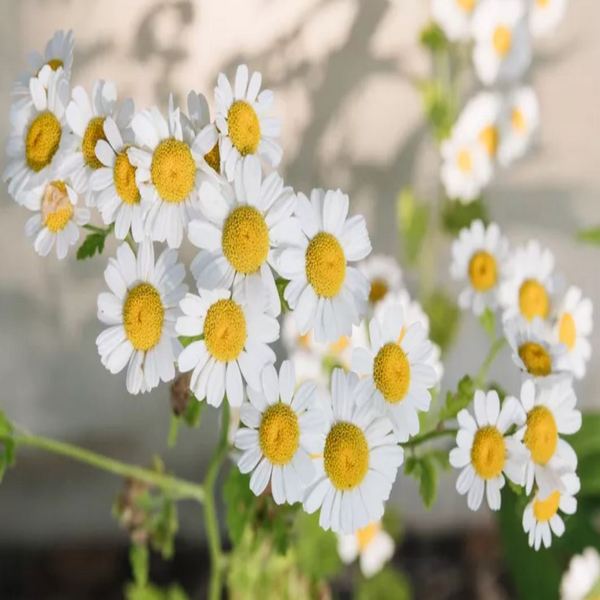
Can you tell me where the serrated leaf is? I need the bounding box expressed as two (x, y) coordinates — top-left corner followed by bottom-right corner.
(397, 188), (429, 265)
(479, 307), (496, 339)
(423, 289), (460, 352)
(223, 468), (256, 546)
(439, 375), (474, 421)
(578, 227), (600, 245)
(441, 198), (488, 234)
(77, 231), (107, 260)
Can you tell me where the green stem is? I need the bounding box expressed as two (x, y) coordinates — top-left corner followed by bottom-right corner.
(204, 403), (230, 600)
(400, 426), (458, 449)
(474, 337), (506, 387)
(7, 431), (204, 503)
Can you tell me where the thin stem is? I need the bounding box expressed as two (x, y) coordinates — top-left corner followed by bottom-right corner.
(204, 403), (230, 600)
(474, 337), (506, 387)
(400, 426), (458, 449)
(6, 431), (204, 503)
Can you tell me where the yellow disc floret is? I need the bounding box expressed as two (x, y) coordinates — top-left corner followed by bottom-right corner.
(373, 342), (411, 404)
(493, 25), (512, 56)
(533, 490), (560, 522)
(518, 342), (552, 377)
(47, 58), (64, 71)
(457, 0), (475, 11)
(471, 426), (506, 480)
(259, 403), (300, 465)
(369, 278), (389, 304)
(305, 232), (346, 298)
(468, 250), (498, 292)
(42, 180), (73, 232)
(227, 100), (261, 156)
(512, 108), (527, 133)
(151, 138), (196, 203)
(356, 522), (380, 551)
(559, 313), (576, 350)
(479, 125), (499, 157)
(204, 142), (221, 173)
(222, 206), (269, 274)
(114, 151), (140, 205)
(123, 283), (165, 351)
(324, 422), (369, 490)
(457, 149), (473, 173)
(519, 279), (550, 321)
(82, 116), (107, 169)
(524, 406), (558, 465)
(203, 299), (247, 362)
(25, 111), (62, 172)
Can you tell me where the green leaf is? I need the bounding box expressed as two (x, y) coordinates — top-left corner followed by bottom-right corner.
(578, 227), (600, 245)
(441, 198), (488, 235)
(77, 231), (107, 260)
(479, 307), (496, 339)
(423, 289), (460, 352)
(178, 335), (202, 348)
(419, 22), (447, 53)
(397, 188), (429, 265)
(404, 454), (440, 509)
(130, 543), (149, 587)
(223, 468), (257, 546)
(356, 567), (411, 600)
(294, 512), (342, 581)
(439, 375), (474, 421)
(0, 410), (15, 483)
(420, 80), (455, 142)
(182, 398), (202, 427)
(275, 277), (290, 312)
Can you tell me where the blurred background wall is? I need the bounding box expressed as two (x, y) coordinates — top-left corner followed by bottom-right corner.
(0, 0), (599, 544)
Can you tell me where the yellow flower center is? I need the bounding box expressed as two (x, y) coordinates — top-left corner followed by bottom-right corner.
(329, 336), (350, 356)
(221, 206), (270, 274)
(82, 116), (107, 169)
(456, 0), (475, 12)
(114, 151), (140, 205)
(37, 58), (64, 75)
(42, 180), (73, 232)
(297, 333), (311, 349)
(471, 426), (506, 480)
(519, 279), (550, 321)
(518, 342), (552, 377)
(493, 25), (512, 56)
(305, 232), (346, 298)
(369, 278), (389, 304)
(533, 490), (560, 522)
(122, 283), (165, 351)
(373, 342), (411, 404)
(150, 138), (196, 203)
(559, 313), (576, 350)
(259, 403), (300, 466)
(204, 141), (221, 173)
(468, 250), (498, 292)
(25, 111), (62, 172)
(356, 522), (380, 551)
(324, 422), (369, 490)
(203, 299), (247, 362)
(479, 125), (499, 157)
(227, 100), (261, 156)
(457, 149), (472, 173)
(512, 108), (527, 133)
(536, 0), (550, 7)
(524, 406), (558, 465)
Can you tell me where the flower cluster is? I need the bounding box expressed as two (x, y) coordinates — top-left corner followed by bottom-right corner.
(450, 219), (592, 550)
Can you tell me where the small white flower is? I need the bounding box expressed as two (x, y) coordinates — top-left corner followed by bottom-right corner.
(337, 521), (395, 578)
(530, 0), (568, 38)
(234, 361), (324, 505)
(214, 64), (282, 181)
(359, 254), (403, 309)
(303, 369), (404, 534)
(176, 280), (279, 408)
(561, 547), (600, 600)
(451, 220), (509, 315)
(281, 313), (327, 385)
(275, 188), (372, 343)
(449, 390), (527, 511)
(431, 0), (480, 41)
(96, 241), (187, 394)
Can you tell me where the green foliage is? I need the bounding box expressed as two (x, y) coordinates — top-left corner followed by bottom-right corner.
(178, 335), (203, 348)
(420, 22), (447, 53)
(404, 451), (448, 509)
(478, 307), (496, 339)
(397, 188), (429, 265)
(130, 543), (149, 587)
(294, 512), (342, 581)
(77, 224), (113, 260)
(167, 400), (203, 449)
(423, 290), (460, 352)
(125, 582), (188, 600)
(276, 277), (290, 312)
(420, 80), (455, 142)
(439, 375), (474, 421)
(577, 227), (600, 245)
(441, 198), (488, 235)
(0, 410), (15, 483)
(223, 468), (258, 546)
(356, 567), (411, 600)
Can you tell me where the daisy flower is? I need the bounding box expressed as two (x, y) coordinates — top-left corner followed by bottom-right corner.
(513, 378), (581, 499)
(303, 369), (404, 534)
(20, 178), (89, 260)
(62, 80), (134, 203)
(530, 0), (568, 38)
(275, 188), (372, 343)
(359, 254), (403, 308)
(89, 115), (145, 242)
(450, 220), (509, 315)
(498, 87), (540, 167)
(96, 241), (187, 394)
(185, 91), (221, 180)
(234, 361), (324, 505)
(3, 69), (69, 199)
(175, 280), (279, 407)
(561, 547), (600, 600)
(431, 0), (480, 41)
(499, 240), (557, 323)
(188, 155), (298, 317)
(214, 64), (282, 181)
(337, 521), (395, 578)
(352, 302), (439, 442)
(522, 471), (579, 551)
(281, 312), (326, 385)
(449, 390), (527, 510)
(554, 286), (593, 379)
(472, 0), (531, 86)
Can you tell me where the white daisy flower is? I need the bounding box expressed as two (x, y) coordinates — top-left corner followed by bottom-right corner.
(431, 0), (480, 41)
(449, 390), (527, 510)
(234, 360), (324, 505)
(303, 369), (404, 534)
(61, 80), (134, 204)
(498, 87), (540, 167)
(513, 378), (581, 499)
(188, 155), (298, 317)
(450, 220), (509, 315)
(96, 241), (187, 394)
(523, 471), (579, 551)
(3, 69), (69, 199)
(20, 178), (90, 260)
(440, 132), (492, 202)
(499, 240), (557, 323)
(175, 280), (279, 408)
(472, 0), (531, 86)
(88, 116), (146, 242)
(214, 64), (282, 181)
(275, 188), (372, 343)
(530, 0), (568, 38)
(554, 286), (593, 379)
(359, 254), (403, 308)
(337, 521), (395, 578)
(561, 547), (600, 600)
(352, 303), (439, 442)
(281, 313), (326, 385)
